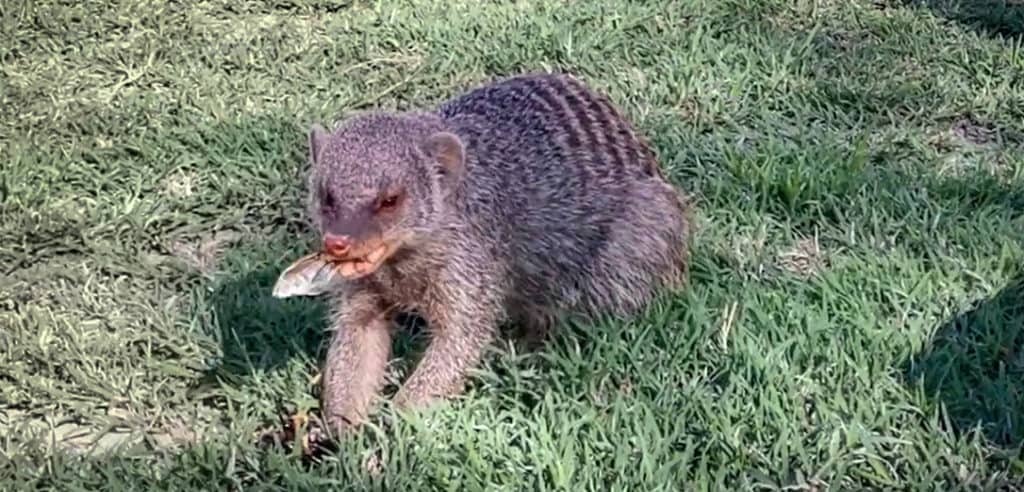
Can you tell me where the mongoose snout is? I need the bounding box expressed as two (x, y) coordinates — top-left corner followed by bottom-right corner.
(322, 233), (352, 257)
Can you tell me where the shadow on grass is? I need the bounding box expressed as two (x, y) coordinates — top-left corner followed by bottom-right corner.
(196, 263), (331, 386)
(904, 271), (1024, 448)
(194, 256), (431, 389)
(904, 0), (1024, 38)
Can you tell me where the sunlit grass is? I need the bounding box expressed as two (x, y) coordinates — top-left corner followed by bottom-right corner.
(2, 0), (1023, 489)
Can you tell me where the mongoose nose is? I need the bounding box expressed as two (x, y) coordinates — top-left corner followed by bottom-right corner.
(323, 234), (352, 257)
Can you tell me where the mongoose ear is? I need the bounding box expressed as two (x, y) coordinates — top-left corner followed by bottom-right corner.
(309, 124), (330, 164)
(422, 131), (465, 183)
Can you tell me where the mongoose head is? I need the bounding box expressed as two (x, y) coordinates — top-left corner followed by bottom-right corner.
(305, 112), (465, 279)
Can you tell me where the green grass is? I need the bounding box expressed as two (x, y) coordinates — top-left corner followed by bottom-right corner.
(2, 0), (1024, 489)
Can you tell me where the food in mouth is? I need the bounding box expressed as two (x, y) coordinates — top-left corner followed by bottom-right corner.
(334, 242), (391, 278)
(271, 242), (393, 298)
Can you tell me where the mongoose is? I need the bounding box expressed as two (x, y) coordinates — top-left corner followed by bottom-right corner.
(300, 72), (691, 433)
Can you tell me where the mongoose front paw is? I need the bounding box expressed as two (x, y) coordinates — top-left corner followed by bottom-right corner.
(390, 388), (427, 411)
(320, 404), (368, 436)
(392, 377), (466, 411)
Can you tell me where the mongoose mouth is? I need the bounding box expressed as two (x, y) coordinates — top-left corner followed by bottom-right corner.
(323, 240), (398, 279)
(271, 240), (401, 298)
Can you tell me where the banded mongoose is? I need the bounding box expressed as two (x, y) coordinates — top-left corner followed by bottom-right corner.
(304, 72), (691, 433)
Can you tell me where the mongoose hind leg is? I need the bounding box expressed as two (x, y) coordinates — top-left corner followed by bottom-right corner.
(320, 290), (394, 435)
(508, 302), (559, 352)
(575, 181), (690, 319)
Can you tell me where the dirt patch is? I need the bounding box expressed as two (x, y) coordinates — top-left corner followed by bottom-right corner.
(162, 170), (201, 199)
(1, 407), (206, 456)
(931, 114), (1024, 150)
(168, 230), (243, 276)
(951, 115), (1001, 146)
(927, 114), (1022, 180)
(775, 235), (827, 278)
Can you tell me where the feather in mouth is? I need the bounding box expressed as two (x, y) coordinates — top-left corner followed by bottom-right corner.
(271, 242), (397, 298)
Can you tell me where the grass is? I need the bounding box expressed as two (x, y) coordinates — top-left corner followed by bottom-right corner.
(2, 0), (1024, 489)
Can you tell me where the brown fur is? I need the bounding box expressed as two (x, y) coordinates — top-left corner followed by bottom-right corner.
(304, 72), (691, 433)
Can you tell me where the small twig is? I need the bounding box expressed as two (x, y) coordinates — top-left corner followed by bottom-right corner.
(719, 301), (739, 351)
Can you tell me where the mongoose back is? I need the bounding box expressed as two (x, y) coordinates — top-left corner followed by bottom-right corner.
(303, 72), (691, 433)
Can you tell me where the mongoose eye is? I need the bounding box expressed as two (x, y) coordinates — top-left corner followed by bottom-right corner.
(375, 193), (402, 212)
(321, 188), (336, 209)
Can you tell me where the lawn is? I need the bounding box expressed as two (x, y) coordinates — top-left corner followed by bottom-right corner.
(2, 0), (1023, 489)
